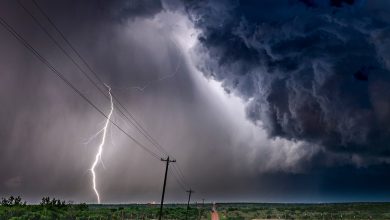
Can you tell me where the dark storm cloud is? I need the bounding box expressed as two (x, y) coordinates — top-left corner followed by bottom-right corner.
(300, 0), (358, 8)
(184, 0), (390, 159)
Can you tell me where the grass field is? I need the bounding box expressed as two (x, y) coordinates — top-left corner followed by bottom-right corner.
(1, 198), (390, 219)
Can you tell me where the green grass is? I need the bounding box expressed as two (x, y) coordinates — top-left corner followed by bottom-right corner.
(1, 202), (390, 219)
(216, 203), (390, 219)
(0, 203), (201, 220)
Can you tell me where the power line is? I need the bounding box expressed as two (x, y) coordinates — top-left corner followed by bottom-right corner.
(6, 1), (195, 198)
(173, 163), (188, 186)
(30, 0), (172, 159)
(18, 0), (170, 159)
(172, 164), (188, 188)
(171, 165), (187, 192)
(173, 166), (187, 190)
(0, 14), (161, 160)
(27, 2), (196, 196)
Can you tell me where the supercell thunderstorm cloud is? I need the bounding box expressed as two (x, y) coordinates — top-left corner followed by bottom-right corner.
(1, 0), (390, 204)
(187, 0), (390, 160)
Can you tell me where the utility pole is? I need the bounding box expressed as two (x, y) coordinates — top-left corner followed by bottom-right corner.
(186, 189), (194, 220)
(159, 156), (176, 220)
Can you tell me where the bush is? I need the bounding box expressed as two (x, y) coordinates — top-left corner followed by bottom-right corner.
(40, 197), (67, 208)
(1, 196), (26, 206)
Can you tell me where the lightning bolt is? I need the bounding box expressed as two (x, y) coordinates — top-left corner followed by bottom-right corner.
(90, 84), (114, 204)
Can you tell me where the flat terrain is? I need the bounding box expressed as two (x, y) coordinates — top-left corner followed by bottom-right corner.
(1, 202), (390, 219)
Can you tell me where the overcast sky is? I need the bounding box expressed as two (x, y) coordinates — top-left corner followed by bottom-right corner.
(1, 0), (390, 204)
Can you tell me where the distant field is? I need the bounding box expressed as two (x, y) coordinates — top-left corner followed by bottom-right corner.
(215, 203), (390, 219)
(1, 202), (390, 219)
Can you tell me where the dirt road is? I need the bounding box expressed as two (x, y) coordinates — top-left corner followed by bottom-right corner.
(211, 210), (219, 220)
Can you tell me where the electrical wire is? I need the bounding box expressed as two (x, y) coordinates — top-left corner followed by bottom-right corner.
(0, 15), (161, 160)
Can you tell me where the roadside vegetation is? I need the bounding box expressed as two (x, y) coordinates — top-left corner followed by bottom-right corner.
(1, 196), (390, 219)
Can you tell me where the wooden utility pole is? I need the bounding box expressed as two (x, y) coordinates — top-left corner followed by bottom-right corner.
(186, 189), (194, 220)
(159, 156), (176, 220)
